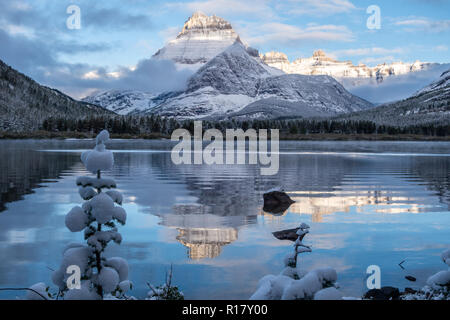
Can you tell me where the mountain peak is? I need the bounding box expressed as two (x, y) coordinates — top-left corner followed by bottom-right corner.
(260, 51), (290, 65)
(153, 12), (239, 65)
(313, 49), (327, 58)
(178, 12), (235, 39)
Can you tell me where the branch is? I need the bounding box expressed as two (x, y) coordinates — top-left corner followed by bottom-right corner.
(146, 282), (158, 295)
(0, 287), (49, 300)
(167, 265), (173, 287)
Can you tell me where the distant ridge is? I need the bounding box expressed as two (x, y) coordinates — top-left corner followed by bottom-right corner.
(261, 50), (436, 83)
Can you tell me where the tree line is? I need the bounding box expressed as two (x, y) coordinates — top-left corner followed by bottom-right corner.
(41, 115), (450, 137)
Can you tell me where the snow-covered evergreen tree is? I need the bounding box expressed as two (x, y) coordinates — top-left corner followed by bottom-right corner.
(49, 130), (130, 300)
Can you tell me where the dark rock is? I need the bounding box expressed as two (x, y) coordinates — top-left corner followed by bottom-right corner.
(263, 191), (295, 215)
(380, 286), (400, 300)
(364, 287), (400, 300)
(273, 228), (300, 241)
(364, 289), (386, 300)
(405, 276), (416, 282)
(404, 287), (417, 294)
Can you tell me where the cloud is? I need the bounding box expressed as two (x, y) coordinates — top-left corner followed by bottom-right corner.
(276, 0), (356, 16)
(93, 58), (194, 93)
(0, 28), (111, 74)
(434, 45), (448, 52)
(245, 22), (354, 46)
(0, 0), (174, 98)
(167, 0), (277, 20)
(42, 58), (194, 99)
(36, 58), (194, 100)
(342, 63), (450, 103)
(358, 56), (396, 65)
(81, 6), (154, 31)
(0, 0), (155, 36)
(332, 47), (405, 58)
(0, 27), (192, 99)
(395, 18), (450, 32)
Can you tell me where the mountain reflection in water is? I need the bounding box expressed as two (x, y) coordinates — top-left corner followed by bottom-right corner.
(0, 140), (449, 299)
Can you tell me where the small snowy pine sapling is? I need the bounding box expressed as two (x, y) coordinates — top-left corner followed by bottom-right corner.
(51, 130), (131, 300)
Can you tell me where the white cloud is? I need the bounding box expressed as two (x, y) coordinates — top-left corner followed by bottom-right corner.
(333, 47), (405, 57)
(0, 20), (35, 38)
(11, 1), (32, 11)
(358, 56), (396, 66)
(160, 26), (182, 43)
(245, 22), (354, 46)
(166, 0), (277, 20)
(395, 18), (450, 32)
(344, 63), (450, 103)
(434, 45), (448, 52)
(276, 0), (356, 16)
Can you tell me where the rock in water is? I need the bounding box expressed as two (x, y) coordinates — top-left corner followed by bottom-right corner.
(273, 228), (300, 241)
(364, 286), (400, 300)
(405, 275), (417, 282)
(263, 191), (295, 215)
(404, 288), (417, 294)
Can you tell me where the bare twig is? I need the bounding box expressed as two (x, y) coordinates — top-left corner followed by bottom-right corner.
(146, 282), (158, 295)
(167, 265), (173, 287)
(0, 288), (49, 300)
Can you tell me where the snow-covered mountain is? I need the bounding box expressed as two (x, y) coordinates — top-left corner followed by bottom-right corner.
(261, 50), (434, 83)
(82, 90), (157, 115)
(414, 69), (450, 98)
(152, 12), (241, 66)
(148, 41), (372, 120)
(335, 68), (450, 126)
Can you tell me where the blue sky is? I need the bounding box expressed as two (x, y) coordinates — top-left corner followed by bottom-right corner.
(0, 0), (449, 98)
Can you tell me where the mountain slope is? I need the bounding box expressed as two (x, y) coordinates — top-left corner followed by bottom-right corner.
(0, 59), (113, 132)
(149, 41), (373, 120)
(335, 69), (450, 126)
(82, 90), (157, 115)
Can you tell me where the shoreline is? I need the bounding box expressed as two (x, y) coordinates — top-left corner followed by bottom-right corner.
(1, 131), (449, 141)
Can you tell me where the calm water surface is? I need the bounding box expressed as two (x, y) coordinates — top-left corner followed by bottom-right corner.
(0, 139), (449, 299)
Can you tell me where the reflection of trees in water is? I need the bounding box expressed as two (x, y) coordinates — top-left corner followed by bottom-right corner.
(409, 157), (450, 208)
(143, 153), (362, 217)
(0, 144), (79, 213)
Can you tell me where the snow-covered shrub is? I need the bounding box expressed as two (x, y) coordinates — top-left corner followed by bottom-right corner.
(27, 130), (131, 300)
(442, 249), (450, 267)
(146, 266), (184, 300)
(250, 223), (342, 300)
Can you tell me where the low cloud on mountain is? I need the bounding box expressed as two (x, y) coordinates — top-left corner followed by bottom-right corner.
(343, 64), (450, 104)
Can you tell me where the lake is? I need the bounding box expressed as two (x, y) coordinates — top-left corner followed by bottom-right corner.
(0, 139), (449, 299)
